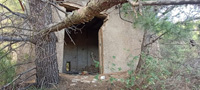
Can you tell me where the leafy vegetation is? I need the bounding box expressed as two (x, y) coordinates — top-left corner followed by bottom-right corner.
(116, 3), (200, 90)
(0, 49), (16, 86)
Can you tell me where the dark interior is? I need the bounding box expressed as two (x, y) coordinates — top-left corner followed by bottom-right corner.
(63, 17), (104, 74)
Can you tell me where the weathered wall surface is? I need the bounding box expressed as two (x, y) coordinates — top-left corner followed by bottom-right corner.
(52, 5), (65, 73)
(101, 8), (143, 73)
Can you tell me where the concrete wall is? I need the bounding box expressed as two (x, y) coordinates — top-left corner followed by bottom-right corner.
(101, 8), (143, 73)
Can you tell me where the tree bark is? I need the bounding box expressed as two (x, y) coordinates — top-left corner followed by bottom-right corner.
(29, 0), (59, 87)
(135, 30), (149, 73)
(34, 33), (59, 87)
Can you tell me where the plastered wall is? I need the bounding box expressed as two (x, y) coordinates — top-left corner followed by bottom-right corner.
(101, 8), (143, 74)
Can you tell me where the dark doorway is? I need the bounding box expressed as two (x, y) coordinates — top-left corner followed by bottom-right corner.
(63, 17), (104, 74)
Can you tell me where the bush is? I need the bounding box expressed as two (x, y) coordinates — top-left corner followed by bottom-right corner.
(0, 50), (16, 87)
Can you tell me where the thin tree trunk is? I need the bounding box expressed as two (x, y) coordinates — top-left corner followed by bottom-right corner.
(29, 0), (59, 87)
(135, 30), (149, 74)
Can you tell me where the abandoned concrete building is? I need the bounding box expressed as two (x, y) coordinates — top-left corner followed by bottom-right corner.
(52, 1), (144, 74)
(17, 0), (147, 76)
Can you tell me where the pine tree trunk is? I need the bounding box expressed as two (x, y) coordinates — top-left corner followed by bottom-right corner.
(29, 0), (59, 87)
(35, 33), (59, 87)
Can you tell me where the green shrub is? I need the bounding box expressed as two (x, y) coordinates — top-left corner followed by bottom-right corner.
(0, 50), (16, 86)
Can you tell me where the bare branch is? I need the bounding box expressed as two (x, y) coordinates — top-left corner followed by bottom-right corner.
(119, 6), (134, 23)
(0, 36), (30, 42)
(0, 3), (27, 19)
(158, 6), (176, 19)
(0, 41), (18, 52)
(0, 42), (27, 60)
(0, 26), (34, 31)
(144, 31), (168, 47)
(128, 0), (200, 6)
(48, 1), (68, 15)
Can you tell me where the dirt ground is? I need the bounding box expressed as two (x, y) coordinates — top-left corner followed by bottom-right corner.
(52, 72), (129, 90)
(17, 71), (129, 90)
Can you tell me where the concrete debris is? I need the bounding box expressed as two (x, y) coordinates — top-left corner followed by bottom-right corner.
(72, 79), (80, 83)
(81, 76), (88, 79)
(100, 76), (105, 80)
(70, 83), (76, 86)
(92, 79), (98, 83)
(81, 80), (90, 83)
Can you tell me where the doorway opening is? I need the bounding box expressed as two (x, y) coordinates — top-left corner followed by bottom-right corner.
(63, 17), (104, 74)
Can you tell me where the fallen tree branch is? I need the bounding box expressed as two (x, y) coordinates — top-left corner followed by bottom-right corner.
(40, 0), (127, 35)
